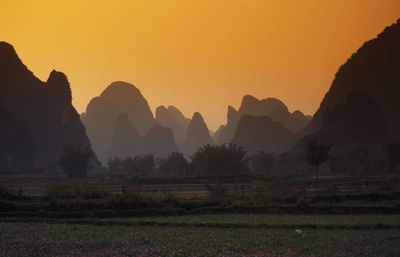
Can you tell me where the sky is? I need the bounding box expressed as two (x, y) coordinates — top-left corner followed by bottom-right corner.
(1, 0), (399, 130)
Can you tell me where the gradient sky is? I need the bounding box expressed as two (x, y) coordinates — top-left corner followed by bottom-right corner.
(1, 0), (399, 130)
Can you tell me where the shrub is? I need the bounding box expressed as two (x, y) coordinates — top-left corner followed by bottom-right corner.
(191, 144), (250, 175)
(250, 151), (276, 173)
(107, 157), (124, 173)
(158, 152), (190, 175)
(58, 145), (92, 177)
(387, 141), (400, 173)
(124, 154), (155, 175)
(207, 182), (228, 204)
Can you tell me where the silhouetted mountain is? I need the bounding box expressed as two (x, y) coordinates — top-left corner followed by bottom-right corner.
(0, 102), (35, 170)
(0, 42), (99, 172)
(300, 19), (400, 174)
(182, 112), (214, 156)
(316, 91), (387, 146)
(167, 105), (191, 128)
(215, 95), (310, 144)
(212, 125), (225, 143)
(155, 105), (187, 145)
(109, 113), (143, 159)
(231, 115), (296, 154)
(144, 125), (179, 157)
(215, 106), (239, 144)
(312, 19), (400, 140)
(82, 81), (156, 162)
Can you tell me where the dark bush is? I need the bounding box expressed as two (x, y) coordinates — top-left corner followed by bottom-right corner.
(58, 145), (92, 177)
(158, 152), (190, 175)
(387, 141), (400, 173)
(124, 154), (154, 175)
(250, 151), (276, 173)
(107, 157), (124, 173)
(191, 144), (250, 175)
(206, 182), (228, 204)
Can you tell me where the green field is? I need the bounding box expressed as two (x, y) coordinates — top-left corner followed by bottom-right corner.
(1, 214), (399, 257)
(98, 213), (400, 226)
(0, 175), (399, 256)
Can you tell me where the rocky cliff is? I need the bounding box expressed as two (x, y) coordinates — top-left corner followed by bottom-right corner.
(0, 41), (99, 172)
(311, 19), (400, 140)
(181, 112), (214, 156)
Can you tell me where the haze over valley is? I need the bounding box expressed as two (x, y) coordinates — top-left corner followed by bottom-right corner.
(1, 2), (400, 256)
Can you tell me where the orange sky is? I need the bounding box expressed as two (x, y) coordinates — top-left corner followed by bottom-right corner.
(1, 0), (399, 130)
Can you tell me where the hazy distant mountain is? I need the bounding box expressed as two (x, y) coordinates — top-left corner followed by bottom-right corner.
(144, 125), (179, 157)
(311, 19), (400, 143)
(155, 105), (188, 145)
(182, 112), (214, 156)
(82, 81), (156, 162)
(212, 125), (225, 143)
(215, 95), (310, 144)
(231, 115), (296, 154)
(167, 105), (191, 128)
(109, 113), (143, 159)
(0, 41), (100, 171)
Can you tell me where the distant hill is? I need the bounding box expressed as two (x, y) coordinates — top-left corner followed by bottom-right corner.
(155, 105), (190, 145)
(109, 113), (143, 159)
(215, 95), (311, 144)
(231, 115), (296, 154)
(144, 125), (179, 157)
(181, 112), (214, 156)
(82, 81), (156, 162)
(0, 41), (100, 173)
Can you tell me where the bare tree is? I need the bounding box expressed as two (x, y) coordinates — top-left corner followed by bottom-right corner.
(306, 139), (330, 190)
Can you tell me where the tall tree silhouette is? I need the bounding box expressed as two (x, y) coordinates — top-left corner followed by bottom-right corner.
(58, 145), (92, 177)
(306, 139), (330, 190)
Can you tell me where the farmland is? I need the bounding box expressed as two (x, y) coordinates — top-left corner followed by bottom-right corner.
(1, 216), (399, 257)
(0, 174), (399, 256)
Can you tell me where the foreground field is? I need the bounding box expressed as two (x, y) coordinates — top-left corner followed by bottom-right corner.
(1, 175), (399, 256)
(1, 215), (399, 257)
(106, 214), (400, 226)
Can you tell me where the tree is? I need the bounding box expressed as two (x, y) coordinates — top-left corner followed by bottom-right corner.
(387, 141), (400, 173)
(134, 154), (155, 175)
(158, 152), (190, 175)
(107, 157), (123, 173)
(58, 145), (92, 177)
(191, 144), (250, 175)
(123, 154), (154, 175)
(250, 151), (276, 173)
(305, 139), (330, 189)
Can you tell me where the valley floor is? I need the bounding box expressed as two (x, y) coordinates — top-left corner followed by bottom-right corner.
(1, 214), (399, 257)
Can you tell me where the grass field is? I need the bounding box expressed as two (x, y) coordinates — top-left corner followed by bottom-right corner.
(99, 214), (400, 226)
(1, 215), (399, 257)
(0, 175), (399, 256)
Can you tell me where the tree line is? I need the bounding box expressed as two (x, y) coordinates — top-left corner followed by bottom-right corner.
(57, 139), (400, 180)
(58, 141), (331, 178)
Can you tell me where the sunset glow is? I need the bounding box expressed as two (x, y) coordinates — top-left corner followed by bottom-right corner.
(1, 0), (399, 129)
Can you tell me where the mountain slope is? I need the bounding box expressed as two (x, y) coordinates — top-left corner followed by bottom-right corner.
(311, 19), (400, 139)
(182, 112), (214, 156)
(231, 115), (296, 154)
(215, 95), (310, 144)
(82, 81), (156, 162)
(0, 42), (100, 172)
